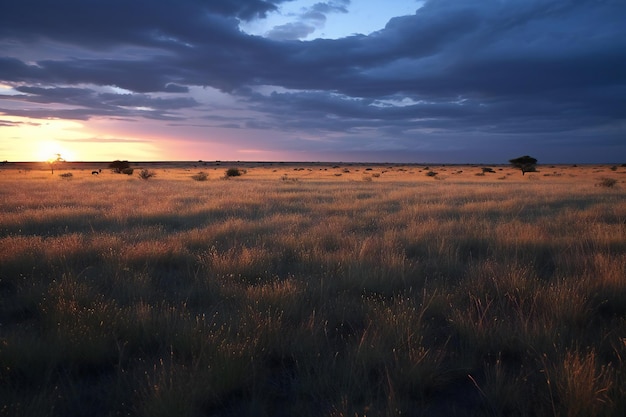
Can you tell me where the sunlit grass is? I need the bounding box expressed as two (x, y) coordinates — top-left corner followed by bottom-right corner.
(1, 162), (625, 416)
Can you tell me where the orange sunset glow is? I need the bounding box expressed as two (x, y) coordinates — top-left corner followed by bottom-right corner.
(2, 115), (163, 162)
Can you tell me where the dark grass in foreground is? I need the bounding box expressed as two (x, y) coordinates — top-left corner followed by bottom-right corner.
(1, 167), (625, 416)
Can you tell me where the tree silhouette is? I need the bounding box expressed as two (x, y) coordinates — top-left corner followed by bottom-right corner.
(509, 155), (537, 176)
(48, 153), (65, 174)
(109, 160), (131, 173)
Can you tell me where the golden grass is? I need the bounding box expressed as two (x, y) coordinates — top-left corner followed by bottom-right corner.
(1, 162), (625, 416)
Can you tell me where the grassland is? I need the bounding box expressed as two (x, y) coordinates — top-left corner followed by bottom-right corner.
(1, 162), (625, 416)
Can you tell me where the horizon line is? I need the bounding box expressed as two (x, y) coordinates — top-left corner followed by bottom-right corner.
(2, 160), (620, 166)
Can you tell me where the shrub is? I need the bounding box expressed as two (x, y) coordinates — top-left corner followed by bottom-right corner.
(597, 177), (617, 188)
(225, 168), (242, 177)
(138, 169), (156, 180)
(281, 174), (298, 183)
(426, 170), (438, 177)
(121, 168), (134, 175)
(482, 167), (495, 173)
(109, 160), (130, 173)
(59, 172), (73, 179)
(191, 172), (208, 181)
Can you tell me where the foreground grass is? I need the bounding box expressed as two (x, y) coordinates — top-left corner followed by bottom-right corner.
(1, 164), (625, 416)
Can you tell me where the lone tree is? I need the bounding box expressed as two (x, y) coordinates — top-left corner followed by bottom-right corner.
(509, 155), (537, 175)
(109, 160), (130, 173)
(48, 153), (65, 174)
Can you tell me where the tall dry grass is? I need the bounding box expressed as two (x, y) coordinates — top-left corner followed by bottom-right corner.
(1, 163), (625, 416)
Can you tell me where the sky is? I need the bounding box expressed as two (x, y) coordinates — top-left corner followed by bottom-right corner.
(0, 0), (625, 163)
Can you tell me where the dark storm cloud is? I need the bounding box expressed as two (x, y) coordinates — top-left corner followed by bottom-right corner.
(266, 0), (350, 40)
(0, 0), (288, 42)
(300, 0), (351, 26)
(163, 83), (189, 93)
(266, 22), (318, 41)
(5, 85), (198, 121)
(0, 57), (43, 80)
(13, 86), (198, 111)
(0, 0), (625, 161)
(0, 119), (41, 128)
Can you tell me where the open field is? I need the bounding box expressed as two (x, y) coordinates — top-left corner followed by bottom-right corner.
(1, 162), (626, 416)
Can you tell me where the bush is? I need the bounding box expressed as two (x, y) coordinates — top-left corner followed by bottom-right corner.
(138, 169), (155, 180)
(109, 160), (130, 173)
(121, 168), (134, 175)
(597, 177), (617, 188)
(426, 171), (438, 177)
(281, 174), (298, 183)
(59, 172), (73, 179)
(225, 168), (242, 177)
(191, 172), (208, 181)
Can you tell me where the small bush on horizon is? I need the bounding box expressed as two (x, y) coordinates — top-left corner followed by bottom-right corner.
(281, 174), (298, 182)
(138, 169), (156, 180)
(191, 172), (208, 181)
(121, 168), (134, 175)
(426, 170), (438, 177)
(597, 177), (617, 188)
(59, 172), (73, 179)
(109, 160), (130, 173)
(225, 168), (242, 177)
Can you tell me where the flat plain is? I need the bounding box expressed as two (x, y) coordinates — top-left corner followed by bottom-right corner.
(1, 161), (625, 416)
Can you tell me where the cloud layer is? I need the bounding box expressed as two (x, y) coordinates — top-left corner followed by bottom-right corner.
(1, 0), (625, 162)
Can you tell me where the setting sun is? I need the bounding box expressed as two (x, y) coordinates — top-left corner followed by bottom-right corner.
(36, 140), (77, 162)
(0, 115), (163, 162)
(0, 116), (84, 161)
